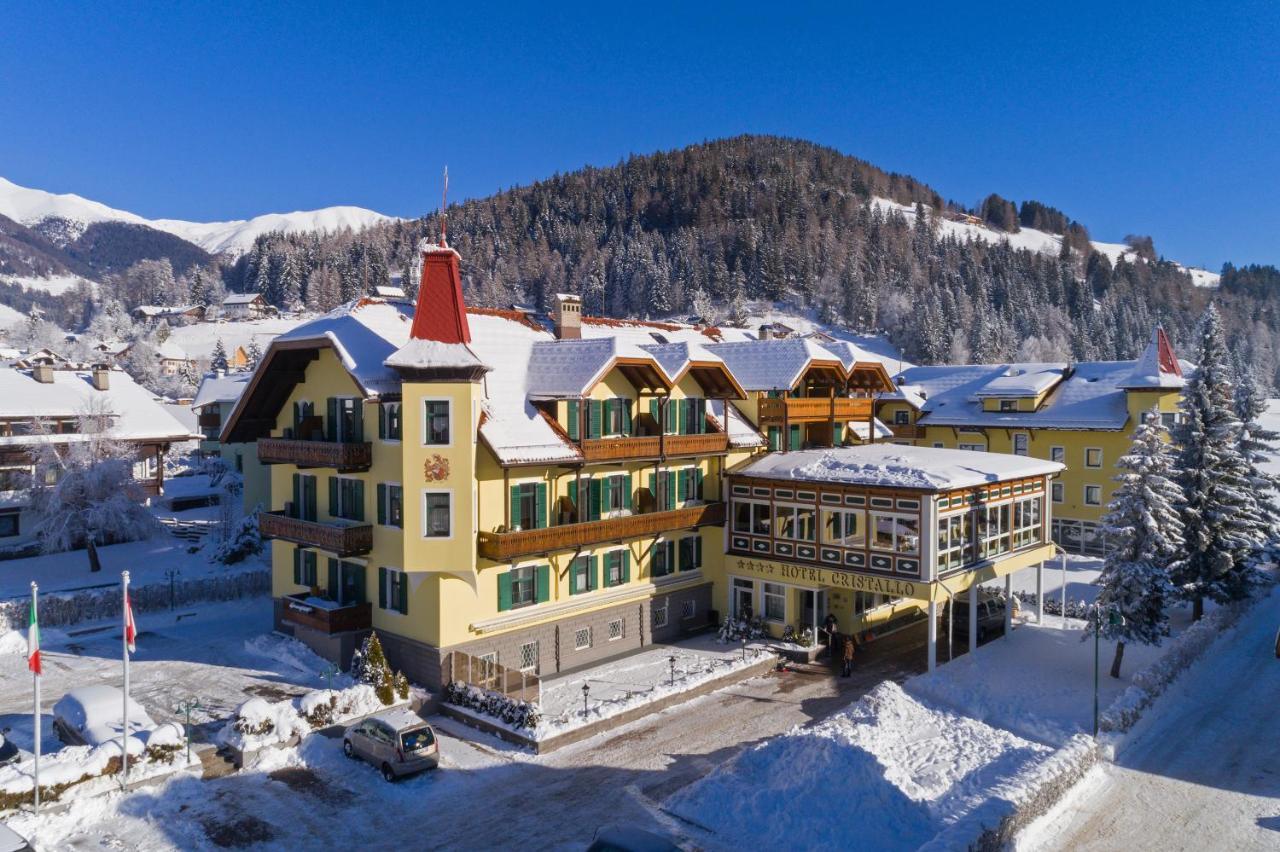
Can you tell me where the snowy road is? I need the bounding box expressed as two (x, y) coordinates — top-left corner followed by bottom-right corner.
(1022, 586), (1280, 851)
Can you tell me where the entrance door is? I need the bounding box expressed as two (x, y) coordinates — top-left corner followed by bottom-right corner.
(732, 579), (754, 619)
(800, 589), (827, 632)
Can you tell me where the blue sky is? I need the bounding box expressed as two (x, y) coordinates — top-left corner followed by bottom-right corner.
(3, 1), (1277, 269)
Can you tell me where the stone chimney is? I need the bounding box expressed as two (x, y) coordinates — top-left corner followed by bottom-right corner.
(32, 364), (53, 384)
(92, 364), (111, 391)
(554, 293), (582, 340)
(758, 323), (773, 341)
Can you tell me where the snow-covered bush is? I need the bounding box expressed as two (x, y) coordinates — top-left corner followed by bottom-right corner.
(1011, 591), (1093, 621)
(351, 631), (398, 706)
(717, 615), (768, 643)
(443, 681), (541, 731)
(209, 510), (262, 565)
(223, 684), (394, 751)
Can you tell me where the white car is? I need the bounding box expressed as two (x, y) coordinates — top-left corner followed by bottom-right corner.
(53, 685), (156, 747)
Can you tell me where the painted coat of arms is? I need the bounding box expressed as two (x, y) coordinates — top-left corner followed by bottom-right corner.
(424, 454), (450, 482)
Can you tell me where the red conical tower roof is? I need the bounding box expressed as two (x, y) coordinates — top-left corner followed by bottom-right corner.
(409, 244), (471, 344)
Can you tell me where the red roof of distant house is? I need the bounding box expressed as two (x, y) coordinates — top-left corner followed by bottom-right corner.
(409, 245), (472, 344)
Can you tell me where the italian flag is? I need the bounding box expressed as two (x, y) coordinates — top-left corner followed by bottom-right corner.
(124, 590), (136, 654)
(27, 600), (40, 675)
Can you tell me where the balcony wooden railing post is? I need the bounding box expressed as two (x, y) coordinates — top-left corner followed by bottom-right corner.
(478, 502), (725, 561)
(257, 437), (372, 471)
(260, 511), (372, 557)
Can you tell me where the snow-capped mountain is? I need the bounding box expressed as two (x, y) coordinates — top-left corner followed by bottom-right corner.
(0, 176), (397, 256)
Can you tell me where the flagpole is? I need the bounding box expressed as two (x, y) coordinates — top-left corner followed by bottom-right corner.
(121, 570), (130, 788)
(30, 581), (39, 816)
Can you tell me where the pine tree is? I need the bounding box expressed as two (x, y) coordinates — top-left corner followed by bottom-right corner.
(245, 339), (263, 370)
(1094, 408), (1183, 677)
(1234, 367), (1280, 535)
(211, 338), (229, 372)
(1176, 304), (1263, 619)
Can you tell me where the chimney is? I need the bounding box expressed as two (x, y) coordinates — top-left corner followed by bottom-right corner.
(32, 364), (53, 384)
(408, 243), (472, 343)
(92, 364), (111, 391)
(553, 293), (582, 340)
(758, 323), (772, 341)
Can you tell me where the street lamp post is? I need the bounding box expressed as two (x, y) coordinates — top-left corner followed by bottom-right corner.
(668, 655), (676, 687)
(1092, 603), (1124, 736)
(581, 683), (590, 717)
(175, 698), (203, 765)
(321, 663), (339, 694)
(740, 636), (747, 662)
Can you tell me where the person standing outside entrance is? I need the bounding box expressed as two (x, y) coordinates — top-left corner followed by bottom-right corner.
(841, 636), (855, 677)
(823, 612), (839, 660)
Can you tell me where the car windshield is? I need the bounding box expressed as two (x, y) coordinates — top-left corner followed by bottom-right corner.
(401, 728), (434, 751)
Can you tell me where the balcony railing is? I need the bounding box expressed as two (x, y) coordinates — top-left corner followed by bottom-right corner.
(281, 594), (372, 635)
(579, 432), (728, 462)
(478, 502), (725, 562)
(758, 397), (874, 424)
(889, 424), (923, 440)
(259, 510), (373, 557)
(257, 437), (372, 471)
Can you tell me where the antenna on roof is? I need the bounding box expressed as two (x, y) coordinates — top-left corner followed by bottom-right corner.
(440, 166), (449, 247)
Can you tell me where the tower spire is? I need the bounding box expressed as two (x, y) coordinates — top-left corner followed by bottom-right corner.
(440, 166), (449, 247)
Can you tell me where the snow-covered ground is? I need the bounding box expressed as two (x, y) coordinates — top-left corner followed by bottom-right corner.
(0, 273), (93, 297)
(1018, 584), (1280, 851)
(166, 316), (304, 360)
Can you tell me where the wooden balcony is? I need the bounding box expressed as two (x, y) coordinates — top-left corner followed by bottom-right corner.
(889, 424), (924, 440)
(758, 397), (873, 424)
(579, 432), (729, 462)
(197, 411), (221, 428)
(257, 437), (372, 472)
(281, 594), (372, 635)
(259, 510), (373, 557)
(478, 502), (725, 562)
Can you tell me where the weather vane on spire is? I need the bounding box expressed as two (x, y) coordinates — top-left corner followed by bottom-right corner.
(440, 166), (449, 247)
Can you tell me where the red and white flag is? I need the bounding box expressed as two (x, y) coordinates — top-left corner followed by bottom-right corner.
(124, 589), (136, 654)
(27, 596), (40, 675)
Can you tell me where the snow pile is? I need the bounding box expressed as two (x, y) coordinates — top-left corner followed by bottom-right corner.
(220, 684), (400, 752)
(0, 630), (27, 656)
(242, 633), (335, 678)
(668, 681), (1051, 850)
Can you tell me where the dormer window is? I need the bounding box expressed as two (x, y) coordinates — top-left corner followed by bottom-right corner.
(998, 400), (1017, 413)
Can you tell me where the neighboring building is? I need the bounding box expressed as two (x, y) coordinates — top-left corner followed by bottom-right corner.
(0, 363), (196, 548)
(155, 340), (195, 376)
(192, 371), (271, 511)
(875, 328), (1188, 556)
(131, 304), (205, 325)
(222, 293), (271, 320)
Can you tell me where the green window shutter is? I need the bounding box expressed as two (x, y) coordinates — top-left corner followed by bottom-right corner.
(768, 426), (780, 452)
(590, 555), (600, 590)
(622, 399), (633, 435)
(588, 399), (602, 439)
(536, 564), (551, 603)
(621, 550), (631, 583)
(677, 469), (688, 502)
(377, 483), (387, 525)
(509, 485), (520, 528)
(292, 401), (301, 433)
(378, 567), (387, 609)
(649, 399), (659, 429)
(292, 474), (301, 515)
(351, 402), (364, 443)
(377, 403), (386, 440)
(833, 422), (843, 445)
(622, 474), (633, 510)
(678, 400), (688, 434)
(398, 574), (408, 614)
(293, 548), (302, 585)
(667, 399), (678, 433)
(567, 400), (580, 441)
(305, 551), (316, 586)
(326, 558), (338, 597)
(352, 564), (366, 604)
(790, 424), (801, 450)
(535, 482), (548, 529)
(326, 398), (337, 441)
(695, 535), (702, 567)
(497, 572), (513, 612)
(695, 468), (703, 499)
(648, 472), (656, 505)
(665, 472), (676, 510)
(328, 477), (338, 516)
(353, 479), (365, 522)
(589, 477), (602, 520)
(569, 560), (580, 596)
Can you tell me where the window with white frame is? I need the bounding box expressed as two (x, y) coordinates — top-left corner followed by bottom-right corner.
(1050, 446), (1065, 464)
(893, 409), (910, 424)
(733, 500), (771, 536)
(651, 539), (676, 578)
(602, 474), (629, 515)
(574, 627), (592, 651)
(870, 513), (920, 554)
(570, 555), (592, 594)
(774, 504), (816, 541)
(822, 508), (864, 547)
(1085, 448), (1103, 468)
(999, 399), (1017, 412)
(510, 565), (536, 608)
(1052, 482), (1064, 503)
(1160, 412), (1178, 430)
(935, 512), (972, 572)
(1084, 485), (1102, 505)
(958, 442), (985, 452)
(518, 641), (539, 674)
(1013, 433), (1028, 456)
(423, 491), (451, 537)
(476, 652), (498, 690)
(604, 550), (626, 587)
(652, 600), (669, 629)
(1012, 496), (1042, 548)
(423, 399), (451, 445)
(978, 502), (1011, 558)
(607, 618), (624, 641)
(763, 583), (786, 622)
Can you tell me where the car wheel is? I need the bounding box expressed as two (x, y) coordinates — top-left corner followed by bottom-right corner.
(342, 740), (354, 759)
(381, 763), (396, 783)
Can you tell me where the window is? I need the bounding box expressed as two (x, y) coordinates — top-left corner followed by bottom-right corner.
(823, 508), (864, 547)
(423, 400), (450, 445)
(679, 397), (706, 435)
(681, 599), (696, 620)
(893, 409), (910, 425)
(328, 397), (363, 443)
(1085, 448), (1103, 468)
(751, 502), (772, 536)
(678, 467), (704, 503)
(870, 513), (920, 554)
(651, 470), (676, 512)
(734, 500), (771, 535)
(570, 555), (593, 594)
(978, 502), (1011, 558)
(378, 567), (408, 614)
(999, 399), (1017, 413)
(651, 540), (676, 578)
(1052, 482), (1064, 503)
(378, 402), (402, 441)
(330, 477), (364, 522)
(958, 442), (984, 452)
(603, 475), (629, 515)
(518, 641), (539, 674)
(1013, 434), (1028, 456)
(763, 583), (786, 622)
(291, 473), (318, 521)
(604, 550), (628, 587)
(1050, 446), (1065, 464)
(511, 482), (546, 530)
(603, 398), (630, 436)
(932, 442), (945, 449)
(1084, 485), (1102, 506)
(1160, 412), (1177, 430)
(423, 491), (451, 537)
(292, 548), (318, 587)
(511, 566), (537, 608)
(607, 619), (624, 641)
(935, 512), (972, 572)
(679, 535), (703, 572)
(0, 511), (17, 538)
(574, 627), (592, 651)
(774, 505), (816, 541)
(377, 483), (403, 527)
(652, 601), (669, 629)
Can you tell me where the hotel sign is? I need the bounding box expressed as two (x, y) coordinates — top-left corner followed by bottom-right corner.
(730, 557), (927, 601)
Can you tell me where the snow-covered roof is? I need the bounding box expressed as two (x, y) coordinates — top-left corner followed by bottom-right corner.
(155, 340), (190, 361)
(733, 445), (1063, 491)
(192, 371), (252, 410)
(1121, 328), (1187, 390)
(705, 338), (844, 391)
(972, 364), (1067, 398)
(273, 298), (415, 397)
(525, 338), (634, 398)
(0, 366), (195, 441)
(901, 360), (1139, 430)
(383, 338), (488, 372)
(223, 293), (265, 305)
(708, 399), (766, 448)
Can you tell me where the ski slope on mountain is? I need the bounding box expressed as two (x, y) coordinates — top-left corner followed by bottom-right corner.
(0, 175), (397, 256)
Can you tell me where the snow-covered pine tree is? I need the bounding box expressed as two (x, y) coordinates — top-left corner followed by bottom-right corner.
(1176, 304), (1264, 619)
(1094, 408), (1183, 677)
(211, 338), (229, 372)
(1234, 366), (1280, 535)
(245, 339), (263, 370)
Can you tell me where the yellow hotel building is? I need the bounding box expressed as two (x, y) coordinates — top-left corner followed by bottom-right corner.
(221, 242), (1169, 687)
